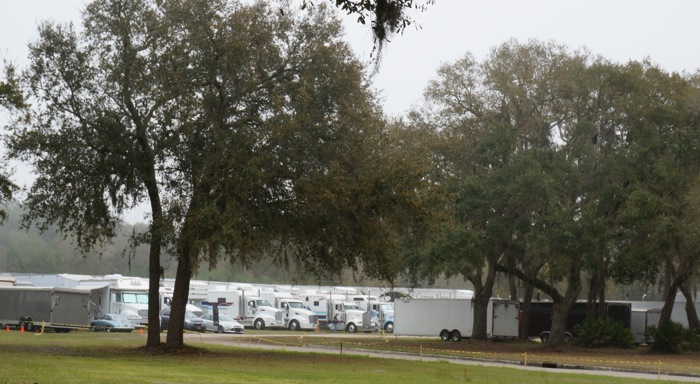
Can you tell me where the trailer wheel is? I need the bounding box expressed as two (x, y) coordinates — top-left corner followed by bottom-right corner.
(450, 330), (461, 342)
(106, 327), (112, 333)
(384, 322), (394, 333)
(346, 323), (358, 333)
(254, 319), (265, 330)
(289, 320), (300, 331)
(439, 329), (450, 341)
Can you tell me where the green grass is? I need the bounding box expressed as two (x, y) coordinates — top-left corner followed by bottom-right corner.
(0, 331), (688, 383)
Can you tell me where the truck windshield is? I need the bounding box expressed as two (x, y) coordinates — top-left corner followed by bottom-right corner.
(256, 299), (272, 307)
(287, 302), (304, 309)
(120, 292), (148, 304)
(380, 304), (393, 311)
(344, 304), (360, 310)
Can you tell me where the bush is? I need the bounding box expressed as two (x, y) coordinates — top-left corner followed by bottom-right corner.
(573, 318), (635, 348)
(648, 321), (700, 353)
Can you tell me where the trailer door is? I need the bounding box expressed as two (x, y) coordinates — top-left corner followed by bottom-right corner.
(491, 300), (519, 338)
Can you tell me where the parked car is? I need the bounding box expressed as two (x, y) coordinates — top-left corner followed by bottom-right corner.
(90, 313), (134, 332)
(160, 308), (205, 333)
(199, 314), (244, 334)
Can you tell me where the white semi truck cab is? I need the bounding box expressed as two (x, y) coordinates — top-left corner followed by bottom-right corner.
(329, 300), (375, 333)
(277, 298), (318, 331)
(241, 298), (286, 330)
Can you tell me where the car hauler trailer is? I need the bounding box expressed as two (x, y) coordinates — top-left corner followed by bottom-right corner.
(522, 301), (632, 342)
(393, 298), (519, 341)
(0, 286), (91, 332)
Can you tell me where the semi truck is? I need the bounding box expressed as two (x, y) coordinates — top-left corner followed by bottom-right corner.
(393, 298), (520, 341)
(327, 300), (375, 333)
(258, 291), (318, 331)
(349, 295), (395, 333)
(204, 288), (286, 330)
(0, 286), (92, 332)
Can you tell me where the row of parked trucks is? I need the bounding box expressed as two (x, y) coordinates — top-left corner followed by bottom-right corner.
(1, 273), (698, 342)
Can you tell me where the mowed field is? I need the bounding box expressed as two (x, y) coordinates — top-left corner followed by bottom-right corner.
(1, 329), (699, 383)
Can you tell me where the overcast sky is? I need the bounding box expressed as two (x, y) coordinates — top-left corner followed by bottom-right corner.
(2, 0), (699, 222)
(2, 1), (700, 116)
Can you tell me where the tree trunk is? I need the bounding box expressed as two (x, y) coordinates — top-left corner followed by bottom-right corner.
(680, 282), (700, 331)
(141, 151), (164, 348)
(586, 269), (606, 320)
(470, 260), (496, 340)
(548, 264), (582, 346)
(146, 231), (162, 348)
(165, 241), (193, 348)
(519, 283), (534, 339)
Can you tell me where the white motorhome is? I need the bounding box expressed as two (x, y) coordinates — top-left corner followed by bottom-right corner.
(300, 291), (331, 321)
(258, 291), (318, 331)
(394, 298), (519, 341)
(77, 277), (151, 327)
(204, 287), (285, 330)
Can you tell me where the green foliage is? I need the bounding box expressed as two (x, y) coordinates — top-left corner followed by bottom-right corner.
(648, 321), (700, 353)
(573, 319), (635, 349)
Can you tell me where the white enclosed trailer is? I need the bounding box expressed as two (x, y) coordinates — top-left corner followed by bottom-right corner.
(394, 298), (519, 341)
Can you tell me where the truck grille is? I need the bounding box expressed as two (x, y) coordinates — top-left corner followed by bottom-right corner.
(309, 315), (318, 323)
(275, 312), (284, 321)
(138, 309), (149, 318)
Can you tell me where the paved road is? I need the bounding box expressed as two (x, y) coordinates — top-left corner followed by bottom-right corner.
(184, 333), (700, 383)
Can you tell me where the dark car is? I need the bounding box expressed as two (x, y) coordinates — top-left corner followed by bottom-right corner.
(160, 308), (205, 333)
(90, 313), (134, 332)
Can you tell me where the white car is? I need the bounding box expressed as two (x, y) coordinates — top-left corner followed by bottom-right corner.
(198, 314), (244, 334)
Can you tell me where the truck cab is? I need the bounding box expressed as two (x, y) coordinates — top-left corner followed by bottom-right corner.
(369, 301), (395, 333)
(329, 300), (375, 333)
(278, 299), (318, 331)
(242, 298), (286, 330)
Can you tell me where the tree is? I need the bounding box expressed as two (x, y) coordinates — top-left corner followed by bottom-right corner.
(160, 0), (430, 347)
(412, 40), (595, 343)
(6, 0), (182, 348)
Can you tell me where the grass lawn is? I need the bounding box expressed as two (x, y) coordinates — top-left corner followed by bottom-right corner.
(0, 330), (692, 383)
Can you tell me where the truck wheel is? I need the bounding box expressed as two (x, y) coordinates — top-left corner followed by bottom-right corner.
(439, 329), (450, 341)
(254, 319), (265, 330)
(384, 322), (394, 333)
(540, 332), (550, 343)
(346, 323), (357, 333)
(289, 320), (300, 331)
(216, 325), (224, 334)
(450, 330), (461, 342)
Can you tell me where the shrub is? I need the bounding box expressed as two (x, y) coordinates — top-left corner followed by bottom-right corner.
(573, 318), (635, 348)
(648, 321), (700, 353)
